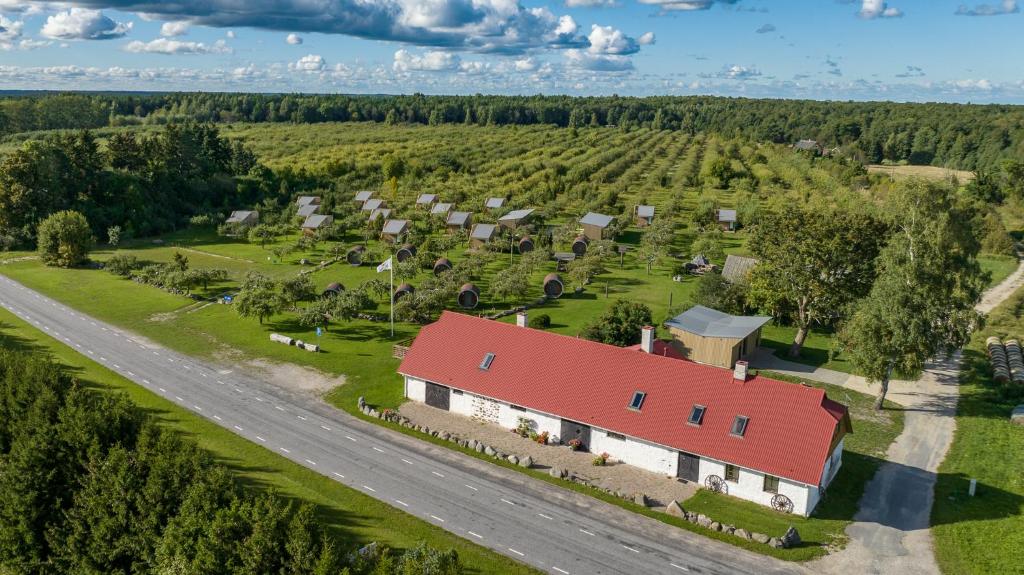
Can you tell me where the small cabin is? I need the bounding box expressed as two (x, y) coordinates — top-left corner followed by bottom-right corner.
(353, 191), (374, 204)
(485, 197), (505, 211)
(396, 243), (417, 263)
(457, 283), (480, 309)
(381, 219), (410, 243)
(498, 208), (535, 230)
(470, 223), (497, 249)
(571, 236), (589, 257)
(543, 273), (564, 299)
(393, 283), (415, 303)
(717, 209), (738, 232)
(664, 305), (771, 369)
(296, 196), (321, 208)
(721, 255), (758, 285)
(430, 203), (453, 218)
(297, 204), (319, 218)
(346, 245), (366, 266)
(225, 210), (259, 226)
(636, 205), (655, 227)
(362, 198), (386, 212)
(518, 236), (535, 254)
(321, 282), (344, 297)
(416, 193), (437, 208)
(433, 257), (453, 276)
(580, 212), (615, 241)
(368, 208), (392, 223)
(301, 214), (334, 235)
(446, 211), (472, 233)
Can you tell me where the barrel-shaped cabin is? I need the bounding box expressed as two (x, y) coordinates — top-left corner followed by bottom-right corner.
(393, 283), (415, 303)
(433, 257), (453, 276)
(322, 282), (344, 297)
(571, 236), (589, 257)
(396, 243), (417, 263)
(518, 236), (535, 254)
(346, 245), (366, 266)
(458, 283), (480, 309)
(543, 273), (564, 299)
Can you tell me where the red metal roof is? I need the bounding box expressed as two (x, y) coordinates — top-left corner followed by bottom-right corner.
(399, 312), (849, 486)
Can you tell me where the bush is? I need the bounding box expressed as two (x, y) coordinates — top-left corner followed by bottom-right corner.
(528, 314), (551, 329)
(105, 254), (140, 277)
(567, 438), (582, 451)
(37, 210), (94, 268)
(535, 431), (549, 445)
(581, 300), (653, 346)
(592, 452), (610, 466)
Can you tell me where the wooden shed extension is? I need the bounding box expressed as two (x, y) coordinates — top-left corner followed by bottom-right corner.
(664, 305), (771, 369)
(498, 208), (535, 230)
(446, 211), (472, 232)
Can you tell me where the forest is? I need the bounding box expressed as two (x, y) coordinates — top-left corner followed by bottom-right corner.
(3, 92), (1024, 172)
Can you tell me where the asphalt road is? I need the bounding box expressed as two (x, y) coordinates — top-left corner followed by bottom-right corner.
(0, 275), (801, 575)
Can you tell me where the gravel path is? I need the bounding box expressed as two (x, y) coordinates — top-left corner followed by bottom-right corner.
(400, 401), (698, 508)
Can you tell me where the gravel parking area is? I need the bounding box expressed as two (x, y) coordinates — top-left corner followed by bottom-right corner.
(400, 401), (698, 509)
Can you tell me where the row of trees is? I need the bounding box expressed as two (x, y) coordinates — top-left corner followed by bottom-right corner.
(4, 93), (1024, 171)
(0, 348), (464, 574)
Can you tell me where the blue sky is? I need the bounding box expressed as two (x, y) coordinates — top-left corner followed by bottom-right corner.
(0, 0), (1021, 102)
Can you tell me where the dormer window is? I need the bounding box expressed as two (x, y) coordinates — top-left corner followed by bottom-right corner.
(688, 405), (706, 426)
(479, 352), (495, 370)
(731, 415), (749, 437)
(628, 391), (646, 411)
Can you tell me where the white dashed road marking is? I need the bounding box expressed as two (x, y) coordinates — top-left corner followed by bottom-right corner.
(256, 436), (266, 443)
(432, 471), (445, 477)
(538, 513), (553, 520)
(580, 529), (595, 536)
(508, 549), (525, 557)
(280, 448), (291, 454)
(622, 545), (639, 553)
(362, 485), (376, 493)
(305, 459), (317, 466)
(430, 515), (445, 523)
(670, 564), (689, 571)
(394, 499), (408, 507)
(372, 447), (385, 453)
(553, 568), (570, 574)
(464, 484), (478, 491)
(401, 459), (414, 465)
(467, 531), (483, 539)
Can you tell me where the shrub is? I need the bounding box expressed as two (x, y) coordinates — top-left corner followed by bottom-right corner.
(592, 452), (610, 466)
(528, 314), (551, 329)
(567, 438), (582, 451)
(535, 431), (549, 445)
(37, 210), (94, 268)
(105, 254), (140, 277)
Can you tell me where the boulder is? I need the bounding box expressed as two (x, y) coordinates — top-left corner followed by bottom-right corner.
(734, 529), (752, 541)
(768, 537), (784, 549)
(665, 500), (685, 518)
(752, 533), (770, 544)
(357, 396), (366, 409)
(634, 493), (649, 507)
(782, 526), (802, 548)
(475, 443), (485, 453)
(519, 455), (533, 468)
(484, 445), (496, 456)
(367, 409), (378, 418)
(549, 467), (566, 479)
(507, 455), (519, 465)
(710, 521), (721, 532)
(469, 440), (478, 450)
(722, 526), (735, 535)
(422, 426), (431, 435)
(697, 514), (712, 528)
(440, 432), (450, 440)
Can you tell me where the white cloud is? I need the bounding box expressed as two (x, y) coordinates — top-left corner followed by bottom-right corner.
(953, 78), (993, 90)
(41, 8), (133, 40)
(286, 33), (303, 44)
(123, 37), (231, 54)
(393, 49), (460, 72)
(586, 24), (640, 55)
(291, 53), (326, 72)
(225, 30), (235, 39)
(514, 57), (538, 71)
(565, 49), (633, 71)
(564, 0), (617, 6)
(755, 23), (775, 33)
(955, 0), (1018, 15)
(714, 64), (760, 79)
(0, 15), (24, 42)
(636, 0), (741, 12)
(637, 31), (655, 45)
(858, 0), (903, 19)
(160, 21), (189, 36)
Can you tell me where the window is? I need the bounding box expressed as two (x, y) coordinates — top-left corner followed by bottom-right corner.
(725, 464), (739, 482)
(607, 431), (626, 440)
(763, 475), (780, 493)
(453, 389), (464, 396)
(688, 405), (706, 426)
(731, 415), (749, 437)
(510, 404), (526, 412)
(628, 391), (646, 410)
(479, 352), (495, 370)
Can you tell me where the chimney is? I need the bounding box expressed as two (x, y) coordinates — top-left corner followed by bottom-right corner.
(641, 326), (654, 354)
(516, 311), (528, 328)
(733, 360), (749, 382)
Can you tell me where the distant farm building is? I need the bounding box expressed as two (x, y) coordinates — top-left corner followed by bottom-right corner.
(416, 193), (438, 208)
(446, 211), (472, 233)
(470, 223), (498, 249)
(580, 212), (615, 240)
(368, 208), (392, 222)
(665, 305), (770, 369)
(381, 219), (410, 243)
(225, 210), (258, 226)
(431, 203), (453, 217)
(794, 139), (821, 154)
(353, 191), (374, 204)
(498, 208), (535, 230)
(717, 209), (738, 231)
(636, 205), (655, 227)
(296, 196), (321, 207)
(485, 197), (505, 211)
(362, 198), (386, 212)
(721, 255), (759, 285)
(297, 204), (319, 218)
(301, 214), (334, 235)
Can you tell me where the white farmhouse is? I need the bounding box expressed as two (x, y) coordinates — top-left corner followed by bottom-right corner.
(398, 311), (851, 516)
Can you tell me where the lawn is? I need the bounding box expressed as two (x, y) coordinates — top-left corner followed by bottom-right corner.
(0, 305), (534, 574)
(931, 286), (1024, 575)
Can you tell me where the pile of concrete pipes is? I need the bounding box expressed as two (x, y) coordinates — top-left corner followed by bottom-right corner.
(270, 333), (320, 353)
(987, 336), (1024, 383)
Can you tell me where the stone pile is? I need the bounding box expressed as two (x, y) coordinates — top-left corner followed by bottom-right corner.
(664, 500), (801, 550)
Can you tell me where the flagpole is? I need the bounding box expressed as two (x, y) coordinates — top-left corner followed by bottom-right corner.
(389, 258), (394, 338)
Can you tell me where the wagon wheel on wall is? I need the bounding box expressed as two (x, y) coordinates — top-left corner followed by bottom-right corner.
(704, 475), (727, 494)
(771, 494), (794, 514)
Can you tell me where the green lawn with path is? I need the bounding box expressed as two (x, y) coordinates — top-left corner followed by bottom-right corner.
(0, 305), (534, 575)
(931, 286), (1024, 575)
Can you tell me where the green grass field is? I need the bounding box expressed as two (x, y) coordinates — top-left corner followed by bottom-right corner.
(931, 286), (1024, 575)
(0, 305), (534, 574)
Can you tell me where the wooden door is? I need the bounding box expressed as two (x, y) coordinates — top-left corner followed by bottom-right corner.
(425, 382), (450, 411)
(677, 452), (700, 482)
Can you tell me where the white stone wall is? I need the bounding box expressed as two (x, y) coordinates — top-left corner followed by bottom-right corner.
(697, 456), (814, 516)
(590, 428), (678, 476)
(405, 376), (426, 402)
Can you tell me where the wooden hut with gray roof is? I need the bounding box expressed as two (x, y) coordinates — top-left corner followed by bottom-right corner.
(497, 208), (534, 230)
(470, 223), (497, 249)
(353, 190), (374, 204)
(301, 214), (333, 235)
(636, 205), (655, 227)
(580, 212), (615, 240)
(446, 211), (472, 233)
(226, 210), (259, 226)
(664, 305), (771, 369)
(380, 219), (410, 243)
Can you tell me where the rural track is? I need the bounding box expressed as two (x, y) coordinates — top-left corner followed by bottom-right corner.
(0, 274), (802, 575)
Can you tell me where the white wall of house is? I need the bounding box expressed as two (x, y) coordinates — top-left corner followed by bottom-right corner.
(402, 374), (829, 516)
(590, 428), (678, 476)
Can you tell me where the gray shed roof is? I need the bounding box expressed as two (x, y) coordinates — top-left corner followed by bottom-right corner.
(721, 255), (759, 285)
(718, 209), (737, 223)
(665, 305), (771, 340)
(580, 212), (615, 228)
(297, 204), (319, 217)
(416, 193), (437, 205)
(353, 190), (374, 202)
(471, 223), (497, 241)
(498, 208), (535, 222)
(382, 219), (410, 235)
(362, 198), (385, 211)
(431, 202), (453, 215)
(486, 197), (505, 209)
(226, 210), (257, 223)
(794, 139), (819, 150)
(368, 208), (392, 221)
(447, 211), (471, 226)
(296, 195), (320, 207)
(637, 205), (655, 218)
(302, 214), (333, 229)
